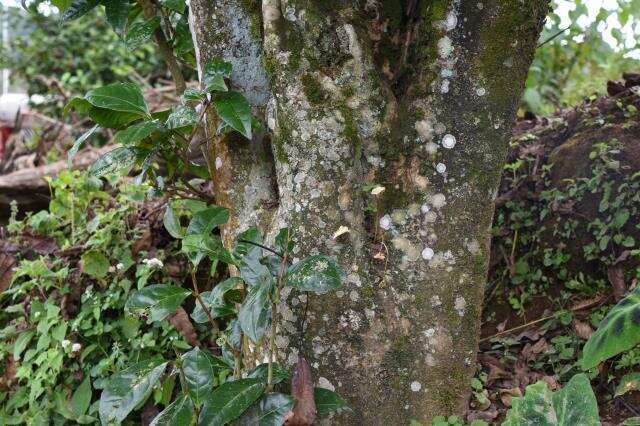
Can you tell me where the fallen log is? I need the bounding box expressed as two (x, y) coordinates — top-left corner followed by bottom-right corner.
(0, 145), (115, 214)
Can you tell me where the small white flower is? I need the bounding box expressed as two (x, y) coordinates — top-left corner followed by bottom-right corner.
(108, 266), (116, 273)
(436, 163), (447, 173)
(116, 263), (125, 271)
(371, 185), (385, 196)
(143, 258), (164, 268)
(71, 343), (82, 352)
(422, 247), (435, 261)
(410, 381), (422, 392)
(61, 339), (71, 349)
(441, 134), (456, 149)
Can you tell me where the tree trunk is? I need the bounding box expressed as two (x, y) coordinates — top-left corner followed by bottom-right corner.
(189, 0), (548, 423)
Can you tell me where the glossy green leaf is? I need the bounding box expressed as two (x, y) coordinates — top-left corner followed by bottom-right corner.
(68, 124), (99, 160)
(237, 393), (294, 426)
(71, 376), (92, 416)
(182, 347), (230, 406)
(186, 205), (230, 235)
(163, 203), (184, 239)
(102, 0), (129, 35)
(284, 255), (344, 294)
(126, 284), (191, 322)
(581, 286), (640, 369)
(99, 358), (168, 425)
(60, 0), (99, 21)
(85, 82), (148, 116)
(81, 250), (110, 278)
(314, 387), (350, 416)
(88, 147), (140, 177)
(125, 17), (161, 51)
(616, 373), (640, 397)
(246, 363), (291, 385)
(235, 228), (272, 288)
(503, 373), (600, 425)
(204, 59), (232, 92)
(150, 394), (194, 426)
(238, 281), (272, 343)
(166, 105), (198, 130)
(191, 277), (242, 323)
(199, 378), (265, 426)
(181, 234), (236, 267)
(214, 91), (252, 139)
(113, 120), (164, 145)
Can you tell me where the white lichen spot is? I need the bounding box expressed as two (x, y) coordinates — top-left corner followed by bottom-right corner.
(349, 290), (360, 302)
(465, 239), (481, 254)
(454, 296), (467, 316)
(392, 236), (420, 261)
(421, 247), (435, 261)
(421, 204), (430, 214)
(436, 163), (446, 173)
(424, 211), (438, 223)
(415, 119), (434, 141)
(379, 214), (392, 230)
(476, 87), (486, 96)
(215, 157), (223, 170)
(410, 381), (422, 392)
(425, 142), (439, 155)
(441, 134), (456, 149)
(317, 377), (336, 392)
(371, 185), (385, 195)
(503, 57), (514, 68)
(477, 2), (484, 9)
(437, 36), (453, 58)
(444, 11), (458, 31)
(332, 225), (350, 240)
(430, 193), (446, 209)
(430, 295), (442, 307)
(440, 79), (450, 94)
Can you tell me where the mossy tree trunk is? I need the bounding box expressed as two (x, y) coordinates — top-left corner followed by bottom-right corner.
(189, 0), (548, 423)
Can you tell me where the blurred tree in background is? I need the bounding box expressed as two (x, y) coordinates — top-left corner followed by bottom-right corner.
(524, 0), (640, 114)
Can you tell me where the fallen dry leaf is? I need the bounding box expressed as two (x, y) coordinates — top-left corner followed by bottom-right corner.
(286, 357), (317, 426)
(572, 319), (594, 340)
(168, 307), (199, 347)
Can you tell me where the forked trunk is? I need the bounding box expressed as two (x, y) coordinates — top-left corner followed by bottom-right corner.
(189, 0), (548, 422)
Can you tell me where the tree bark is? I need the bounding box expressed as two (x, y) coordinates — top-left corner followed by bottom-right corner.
(189, 0), (548, 423)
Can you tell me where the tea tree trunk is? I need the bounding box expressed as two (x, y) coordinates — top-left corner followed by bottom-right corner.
(189, 0), (548, 423)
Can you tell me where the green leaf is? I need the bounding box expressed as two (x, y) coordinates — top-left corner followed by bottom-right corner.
(191, 277), (242, 323)
(126, 284), (191, 322)
(199, 378), (265, 426)
(81, 250), (110, 278)
(616, 373), (640, 397)
(314, 388), (351, 416)
(125, 17), (161, 51)
(150, 394), (194, 426)
(71, 376), (92, 416)
(85, 82), (148, 116)
(88, 147), (140, 177)
(235, 228), (272, 288)
(214, 91), (252, 139)
(581, 286), (640, 369)
(238, 281), (272, 343)
(246, 363), (290, 385)
(182, 347), (230, 406)
(99, 358), (168, 425)
(113, 120), (164, 146)
(161, 0), (185, 13)
(163, 203), (184, 239)
(236, 393), (294, 426)
(68, 124), (99, 160)
(181, 88), (206, 102)
(13, 331), (34, 360)
(186, 206), (230, 235)
(284, 255), (344, 294)
(102, 0), (129, 35)
(60, 0), (100, 21)
(503, 373), (599, 426)
(203, 59), (232, 92)
(181, 234), (236, 267)
(166, 106), (198, 130)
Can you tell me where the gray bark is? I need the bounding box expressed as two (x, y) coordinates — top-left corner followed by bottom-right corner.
(189, 0), (548, 423)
